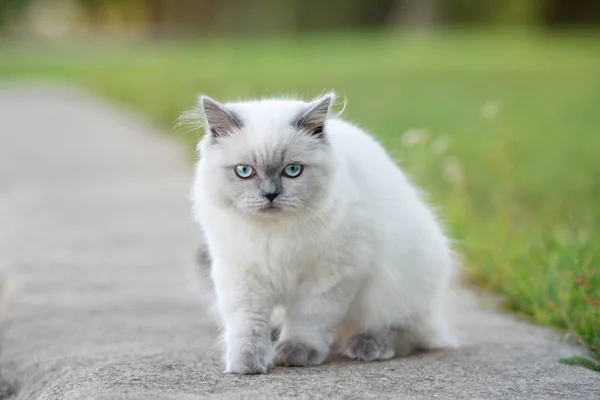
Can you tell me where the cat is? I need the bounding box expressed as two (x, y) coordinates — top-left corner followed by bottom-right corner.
(186, 92), (458, 374)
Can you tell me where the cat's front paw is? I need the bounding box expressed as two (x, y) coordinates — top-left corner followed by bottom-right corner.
(274, 339), (326, 367)
(225, 342), (272, 374)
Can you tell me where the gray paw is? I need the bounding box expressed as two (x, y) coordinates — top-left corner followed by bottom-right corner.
(345, 332), (395, 362)
(225, 341), (272, 374)
(271, 326), (281, 342)
(274, 339), (325, 367)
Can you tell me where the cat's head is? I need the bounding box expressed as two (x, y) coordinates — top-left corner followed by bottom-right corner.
(189, 93), (339, 218)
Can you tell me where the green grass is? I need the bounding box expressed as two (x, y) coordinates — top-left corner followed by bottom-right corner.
(560, 355), (600, 371)
(1, 30), (598, 363)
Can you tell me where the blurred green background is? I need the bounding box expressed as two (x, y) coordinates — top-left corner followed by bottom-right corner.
(0, 0), (598, 365)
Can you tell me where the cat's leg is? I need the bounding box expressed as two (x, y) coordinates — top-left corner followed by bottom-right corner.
(338, 305), (397, 361)
(345, 330), (396, 361)
(344, 325), (433, 362)
(275, 281), (357, 367)
(395, 311), (459, 352)
(343, 317), (456, 362)
(350, 310), (458, 361)
(343, 279), (458, 361)
(213, 264), (274, 374)
(269, 305), (285, 342)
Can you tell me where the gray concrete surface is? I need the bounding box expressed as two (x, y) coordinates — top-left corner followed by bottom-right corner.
(0, 86), (597, 399)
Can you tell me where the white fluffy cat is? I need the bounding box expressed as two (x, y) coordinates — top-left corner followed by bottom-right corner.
(188, 92), (458, 374)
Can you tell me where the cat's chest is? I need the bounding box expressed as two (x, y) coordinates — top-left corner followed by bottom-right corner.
(253, 230), (321, 270)
(208, 212), (348, 295)
(233, 228), (336, 293)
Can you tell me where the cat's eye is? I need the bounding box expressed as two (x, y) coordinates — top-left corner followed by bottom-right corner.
(235, 165), (254, 179)
(283, 163), (303, 178)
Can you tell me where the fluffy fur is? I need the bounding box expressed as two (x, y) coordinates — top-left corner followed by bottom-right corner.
(187, 93), (458, 374)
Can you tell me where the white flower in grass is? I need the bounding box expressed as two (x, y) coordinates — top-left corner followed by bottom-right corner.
(402, 129), (428, 147)
(443, 156), (463, 185)
(432, 137), (449, 154)
(481, 100), (501, 119)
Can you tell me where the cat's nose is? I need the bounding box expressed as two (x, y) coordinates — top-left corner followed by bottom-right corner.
(263, 191), (280, 202)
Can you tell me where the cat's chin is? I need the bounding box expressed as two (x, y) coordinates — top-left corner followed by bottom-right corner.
(257, 204), (283, 214)
(240, 203), (292, 218)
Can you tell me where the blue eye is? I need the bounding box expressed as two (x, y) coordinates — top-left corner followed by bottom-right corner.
(283, 164), (303, 178)
(235, 165), (254, 179)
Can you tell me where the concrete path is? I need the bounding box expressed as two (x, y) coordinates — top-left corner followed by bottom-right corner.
(0, 87), (597, 400)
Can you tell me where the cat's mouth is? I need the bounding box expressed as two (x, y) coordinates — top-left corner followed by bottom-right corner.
(258, 203), (281, 213)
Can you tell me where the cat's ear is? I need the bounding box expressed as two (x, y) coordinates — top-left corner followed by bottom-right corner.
(294, 92), (336, 137)
(200, 95), (243, 138)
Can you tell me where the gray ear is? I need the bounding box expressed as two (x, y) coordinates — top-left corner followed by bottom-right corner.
(200, 96), (243, 137)
(294, 92), (336, 137)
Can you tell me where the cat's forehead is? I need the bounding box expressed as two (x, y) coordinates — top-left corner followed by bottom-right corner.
(203, 98), (330, 166)
(224, 129), (321, 166)
(226, 99), (308, 123)
(216, 100), (317, 162)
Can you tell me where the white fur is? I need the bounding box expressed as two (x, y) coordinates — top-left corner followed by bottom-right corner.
(189, 93), (458, 374)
